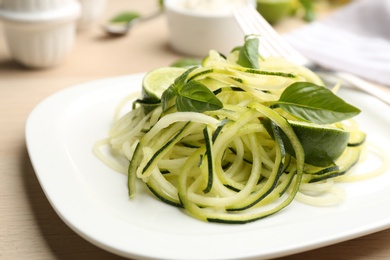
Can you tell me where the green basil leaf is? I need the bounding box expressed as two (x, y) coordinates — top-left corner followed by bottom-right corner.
(110, 11), (140, 23)
(277, 82), (361, 124)
(161, 67), (197, 111)
(174, 66), (197, 86)
(161, 85), (177, 111)
(161, 67), (222, 112)
(176, 81), (223, 112)
(237, 37), (259, 69)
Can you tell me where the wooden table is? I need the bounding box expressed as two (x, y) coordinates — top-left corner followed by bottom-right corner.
(1, 0), (390, 259)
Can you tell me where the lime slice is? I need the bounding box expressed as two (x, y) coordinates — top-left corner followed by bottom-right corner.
(170, 58), (202, 68)
(265, 119), (350, 167)
(142, 67), (186, 100)
(289, 121), (350, 167)
(256, 0), (294, 24)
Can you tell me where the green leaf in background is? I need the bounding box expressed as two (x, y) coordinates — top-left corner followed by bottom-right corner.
(277, 82), (361, 124)
(110, 11), (140, 24)
(299, 0), (315, 22)
(170, 58), (202, 68)
(237, 36), (260, 69)
(158, 0), (165, 9)
(176, 81), (223, 112)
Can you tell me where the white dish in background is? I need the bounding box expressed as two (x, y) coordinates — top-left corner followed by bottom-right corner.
(77, 0), (106, 30)
(0, 0), (74, 12)
(165, 0), (256, 57)
(26, 74), (390, 260)
(0, 0), (80, 68)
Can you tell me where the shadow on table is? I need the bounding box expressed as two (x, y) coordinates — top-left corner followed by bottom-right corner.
(0, 59), (23, 72)
(21, 147), (128, 260)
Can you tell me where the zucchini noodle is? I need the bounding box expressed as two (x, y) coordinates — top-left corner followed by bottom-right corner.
(94, 51), (388, 224)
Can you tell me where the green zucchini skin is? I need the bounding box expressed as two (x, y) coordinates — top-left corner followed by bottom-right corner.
(202, 127), (214, 194)
(348, 131), (366, 147)
(128, 142), (142, 198)
(307, 147), (361, 183)
(146, 183), (183, 208)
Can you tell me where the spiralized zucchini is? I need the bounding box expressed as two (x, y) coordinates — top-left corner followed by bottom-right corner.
(94, 50), (388, 224)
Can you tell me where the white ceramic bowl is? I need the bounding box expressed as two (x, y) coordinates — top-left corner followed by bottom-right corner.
(0, 0), (80, 68)
(1, 0), (75, 12)
(77, 0), (106, 30)
(165, 0), (256, 57)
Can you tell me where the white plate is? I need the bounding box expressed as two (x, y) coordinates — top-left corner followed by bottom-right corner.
(26, 74), (390, 260)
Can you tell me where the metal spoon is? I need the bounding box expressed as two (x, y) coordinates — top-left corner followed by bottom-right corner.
(104, 11), (162, 36)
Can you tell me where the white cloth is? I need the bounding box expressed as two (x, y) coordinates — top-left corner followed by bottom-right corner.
(285, 0), (390, 86)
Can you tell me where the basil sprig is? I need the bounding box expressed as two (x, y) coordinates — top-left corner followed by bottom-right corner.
(233, 37), (360, 123)
(161, 67), (223, 112)
(109, 11), (140, 24)
(275, 82), (361, 124)
(236, 36), (260, 69)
